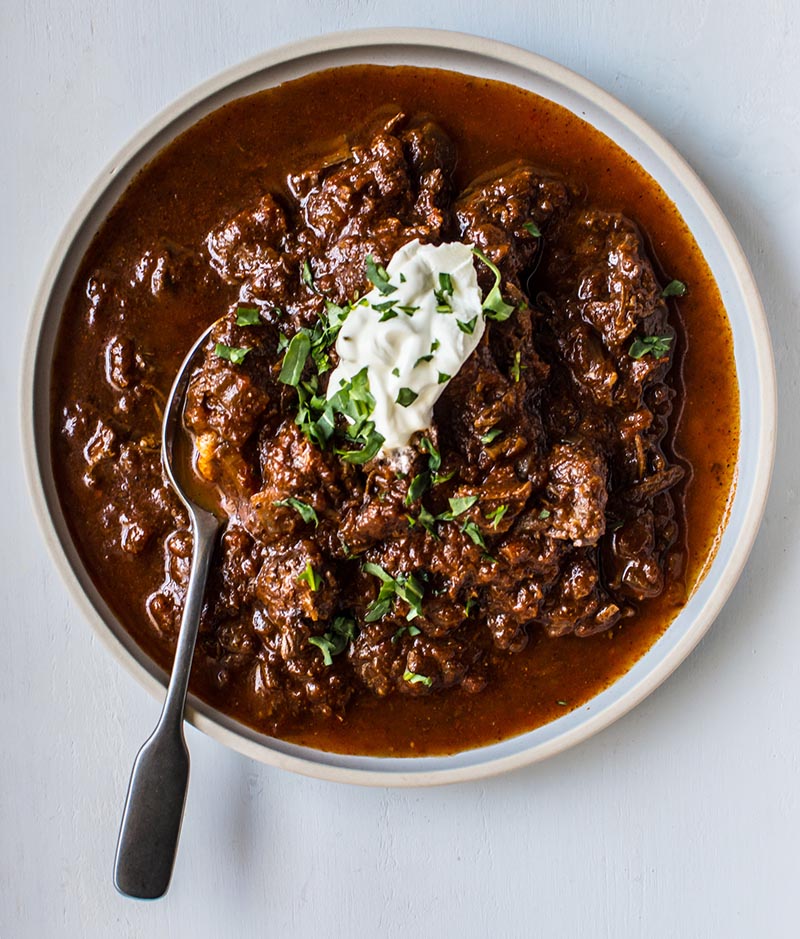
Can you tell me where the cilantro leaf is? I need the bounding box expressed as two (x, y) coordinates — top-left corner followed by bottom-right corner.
(661, 279), (687, 297)
(457, 316), (478, 335)
(235, 306), (261, 326)
(308, 635), (336, 666)
(273, 497), (319, 527)
(396, 387), (418, 407)
(434, 272), (455, 313)
(629, 335), (673, 359)
(214, 343), (251, 365)
(420, 436), (441, 472)
(523, 221), (542, 237)
(472, 248), (515, 321)
(431, 468), (456, 486)
(363, 561), (394, 583)
(395, 573), (425, 620)
(297, 561), (322, 592)
(481, 427), (503, 445)
(403, 670), (433, 687)
(405, 472), (431, 505)
(393, 624), (422, 642)
(301, 259), (316, 291)
(485, 504), (509, 528)
(278, 332), (311, 385)
(337, 427), (384, 464)
(437, 372), (451, 384)
(415, 505), (440, 538)
(462, 520), (488, 551)
(510, 350), (525, 382)
(308, 615), (357, 666)
(365, 254), (397, 295)
(446, 495), (478, 518)
(363, 564), (425, 622)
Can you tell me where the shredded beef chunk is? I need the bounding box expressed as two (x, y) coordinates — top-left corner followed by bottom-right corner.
(68, 111), (685, 734)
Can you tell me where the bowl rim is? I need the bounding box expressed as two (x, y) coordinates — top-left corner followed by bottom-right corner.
(21, 27), (777, 787)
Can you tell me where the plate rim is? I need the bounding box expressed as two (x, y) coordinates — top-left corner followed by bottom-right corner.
(20, 27), (777, 786)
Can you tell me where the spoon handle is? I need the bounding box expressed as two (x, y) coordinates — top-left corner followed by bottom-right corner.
(113, 509), (220, 899)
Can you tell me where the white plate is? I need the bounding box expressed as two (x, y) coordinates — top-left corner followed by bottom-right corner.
(21, 28), (776, 786)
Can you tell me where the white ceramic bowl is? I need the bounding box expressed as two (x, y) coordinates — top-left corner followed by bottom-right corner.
(22, 28), (776, 786)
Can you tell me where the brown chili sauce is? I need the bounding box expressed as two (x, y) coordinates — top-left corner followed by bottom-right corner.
(50, 66), (739, 755)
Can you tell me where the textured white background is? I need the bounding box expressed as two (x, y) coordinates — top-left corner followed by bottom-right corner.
(3, 2), (799, 937)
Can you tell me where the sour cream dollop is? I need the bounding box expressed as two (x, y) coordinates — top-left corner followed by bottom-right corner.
(327, 240), (485, 455)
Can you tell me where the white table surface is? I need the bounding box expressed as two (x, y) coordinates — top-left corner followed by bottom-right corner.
(3, 2), (798, 936)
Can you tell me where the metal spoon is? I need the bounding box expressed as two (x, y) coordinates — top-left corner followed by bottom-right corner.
(114, 321), (222, 899)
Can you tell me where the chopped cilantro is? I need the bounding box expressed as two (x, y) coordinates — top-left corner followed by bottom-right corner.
(214, 343), (251, 365)
(437, 371), (451, 384)
(446, 495), (478, 518)
(403, 670), (433, 687)
(434, 271), (455, 312)
(405, 472), (431, 505)
(235, 306), (261, 326)
(661, 279), (687, 297)
(420, 436), (441, 472)
(538, 508), (551, 520)
(278, 332), (311, 386)
(480, 427), (503, 445)
(325, 368), (385, 463)
(392, 367), (400, 377)
(415, 505), (439, 538)
(462, 520), (488, 551)
(323, 299), (350, 333)
(301, 259), (316, 291)
(392, 624), (422, 642)
(336, 426), (384, 464)
(523, 221), (542, 237)
(485, 504), (509, 528)
(431, 468), (456, 486)
(308, 615), (357, 666)
(510, 350), (525, 382)
(297, 561), (322, 592)
(629, 335), (673, 359)
(363, 563), (425, 622)
(414, 354), (434, 367)
(472, 248), (515, 321)
(273, 497), (319, 527)
(365, 254), (397, 295)
(374, 299), (398, 321)
(396, 387), (418, 407)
